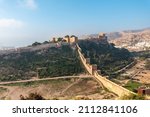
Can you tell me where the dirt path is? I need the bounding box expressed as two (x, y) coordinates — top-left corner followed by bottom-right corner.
(0, 75), (93, 85)
(114, 61), (135, 74)
(60, 78), (82, 95)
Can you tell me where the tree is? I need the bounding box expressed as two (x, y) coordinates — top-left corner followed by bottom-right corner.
(58, 37), (63, 42)
(20, 93), (45, 100)
(32, 42), (41, 46)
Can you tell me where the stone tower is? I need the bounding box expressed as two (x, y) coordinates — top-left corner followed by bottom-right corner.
(98, 32), (108, 44)
(98, 33), (106, 39)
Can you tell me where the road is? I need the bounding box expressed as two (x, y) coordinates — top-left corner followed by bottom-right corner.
(0, 75), (93, 85)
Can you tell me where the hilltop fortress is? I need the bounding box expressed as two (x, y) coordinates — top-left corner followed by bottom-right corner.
(90, 32), (108, 44)
(52, 35), (78, 44)
(51, 32), (108, 44)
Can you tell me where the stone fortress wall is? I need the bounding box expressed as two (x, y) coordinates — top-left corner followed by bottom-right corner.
(77, 44), (94, 75)
(76, 44), (136, 97)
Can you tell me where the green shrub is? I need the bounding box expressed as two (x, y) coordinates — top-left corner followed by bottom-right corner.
(20, 93), (45, 100)
(121, 94), (145, 100)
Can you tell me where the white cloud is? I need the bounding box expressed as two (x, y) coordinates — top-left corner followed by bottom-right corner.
(18, 0), (37, 10)
(0, 18), (24, 28)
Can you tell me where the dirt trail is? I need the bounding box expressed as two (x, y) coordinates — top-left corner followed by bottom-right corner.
(60, 78), (82, 95)
(0, 75), (93, 85)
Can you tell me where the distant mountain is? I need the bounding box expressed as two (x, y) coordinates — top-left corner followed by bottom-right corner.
(122, 27), (150, 33)
(80, 28), (150, 51)
(79, 34), (98, 39)
(109, 28), (150, 51)
(107, 32), (123, 40)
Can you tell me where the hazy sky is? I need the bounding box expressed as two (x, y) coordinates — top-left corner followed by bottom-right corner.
(0, 0), (150, 47)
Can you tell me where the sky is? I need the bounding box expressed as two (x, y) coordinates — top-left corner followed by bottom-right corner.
(0, 0), (150, 47)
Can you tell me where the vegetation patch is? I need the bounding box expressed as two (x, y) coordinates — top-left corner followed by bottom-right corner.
(0, 87), (8, 93)
(132, 51), (150, 59)
(20, 93), (45, 100)
(124, 80), (142, 92)
(120, 94), (145, 100)
(78, 40), (133, 77)
(0, 45), (84, 81)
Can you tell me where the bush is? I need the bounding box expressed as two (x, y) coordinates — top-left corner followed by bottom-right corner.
(124, 80), (142, 92)
(32, 42), (41, 46)
(120, 94), (145, 100)
(20, 93), (45, 100)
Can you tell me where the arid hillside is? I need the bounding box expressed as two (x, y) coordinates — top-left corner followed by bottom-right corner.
(109, 28), (150, 51)
(0, 78), (116, 100)
(80, 28), (150, 51)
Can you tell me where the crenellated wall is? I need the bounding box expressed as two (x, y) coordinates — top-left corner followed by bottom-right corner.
(76, 44), (136, 97)
(77, 44), (95, 75)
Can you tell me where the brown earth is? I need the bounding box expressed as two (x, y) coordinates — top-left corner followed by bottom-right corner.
(122, 60), (150, 84)
(0, 78), (117, 100)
